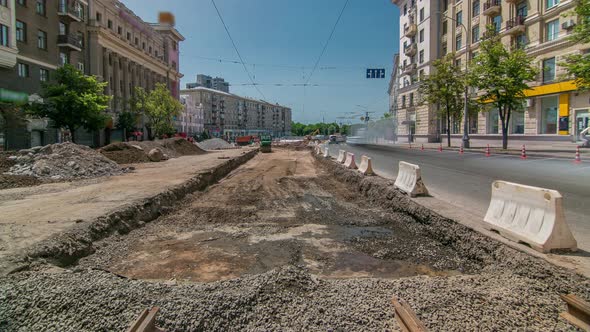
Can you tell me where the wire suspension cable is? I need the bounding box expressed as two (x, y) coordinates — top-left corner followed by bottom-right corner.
(211, 0), (266, 100)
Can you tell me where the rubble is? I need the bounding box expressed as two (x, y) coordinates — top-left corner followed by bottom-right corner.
(100, 138), (206, 164)
(5, 143), (122, 181)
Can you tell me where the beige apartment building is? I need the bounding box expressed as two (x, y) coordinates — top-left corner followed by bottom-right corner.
(180, 87), (292, 139)
(391, 0), (590, 145)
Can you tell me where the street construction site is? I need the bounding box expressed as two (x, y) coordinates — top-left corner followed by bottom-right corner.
(1, 140), (590, 331)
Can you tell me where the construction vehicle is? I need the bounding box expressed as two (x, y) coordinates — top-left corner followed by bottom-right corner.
(260, 134), (272, 153)
(235, 135), (254, 146)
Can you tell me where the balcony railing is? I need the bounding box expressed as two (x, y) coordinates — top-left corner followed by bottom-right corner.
(401, 63), (417, 75)
(404, 44), (417, 56)
(404, 23), (417, 38)
(482, 0), (501, 16)
(58, 1), (84, 22)
(57, 34), (82, 51)
(506, 16), (526, 35)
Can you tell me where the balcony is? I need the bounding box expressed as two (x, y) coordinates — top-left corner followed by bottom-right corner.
(401, 63), (417, 75)
(404, 43), (417, 57)
(58, 1), (84, 22)
(57, 34), (82, 51)
(482, 0), (501, 16)
(505, 16), (526, 35)
(404, 23), (417, 38)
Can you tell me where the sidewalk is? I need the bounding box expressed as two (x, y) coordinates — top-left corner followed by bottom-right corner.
(405, 141), (588, 159)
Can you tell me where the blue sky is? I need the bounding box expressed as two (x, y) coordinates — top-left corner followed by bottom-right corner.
(123, 0), (400, 124)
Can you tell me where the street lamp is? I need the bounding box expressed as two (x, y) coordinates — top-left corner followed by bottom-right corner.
(435, 11), (471, 148)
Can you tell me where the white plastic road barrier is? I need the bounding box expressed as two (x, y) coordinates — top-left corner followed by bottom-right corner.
(323, 146), (330, 158)
(337, 150), (346, 163)
(358, 155), (374, 175)
(344, 152), (357, 169)
(316, 145), (323, 155)
(394, 161), (428, 197)
(483, 181), (577, 253)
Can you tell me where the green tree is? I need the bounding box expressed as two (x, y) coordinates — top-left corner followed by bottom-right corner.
(116, 111), (138, 141)
(1, 102), (27, 148)
(562, 0), (590, 89)
(419, 53), (465, 147)
(27, 65), (110, 143)
(143, 83), (183, 138)
(470, 28), (539, 149)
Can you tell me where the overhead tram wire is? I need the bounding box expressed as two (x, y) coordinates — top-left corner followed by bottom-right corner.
(304, 0), (350, 86)
(210, 0), (266, 100)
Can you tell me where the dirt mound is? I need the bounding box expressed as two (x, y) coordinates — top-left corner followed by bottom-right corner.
(6, 143), (122, 181)
(101, 138), (206, 164)
(0, 152), (43, 190)
(99, 143), (149, 164)
(197, 138), (235, 150)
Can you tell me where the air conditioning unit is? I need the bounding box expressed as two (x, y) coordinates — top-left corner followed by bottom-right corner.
(562, 20), (576, 30)
(525, 98), (534, 108)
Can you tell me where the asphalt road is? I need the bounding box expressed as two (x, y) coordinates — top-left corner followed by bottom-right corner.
(327, 143), (590, 251)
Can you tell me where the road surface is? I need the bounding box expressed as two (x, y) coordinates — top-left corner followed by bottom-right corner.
(327, 143), (590, 252)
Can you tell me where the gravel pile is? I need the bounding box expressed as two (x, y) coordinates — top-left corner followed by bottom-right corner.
(5, 143), (122, 181)
(197, 138), (235, 150)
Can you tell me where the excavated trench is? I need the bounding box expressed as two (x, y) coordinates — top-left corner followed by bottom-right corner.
(79, 148), (475, 282)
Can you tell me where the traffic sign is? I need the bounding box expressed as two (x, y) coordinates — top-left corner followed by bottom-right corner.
(366, 68), (386, 79)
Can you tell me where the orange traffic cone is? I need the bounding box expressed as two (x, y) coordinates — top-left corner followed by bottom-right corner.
(521, 144), (527, 159)
(485, 144), (491, 157)
(438, 144), (443, 152)
(574, 146), (582, 164)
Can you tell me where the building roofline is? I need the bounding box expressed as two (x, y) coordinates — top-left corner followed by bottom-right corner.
(180, 87), (291, 110)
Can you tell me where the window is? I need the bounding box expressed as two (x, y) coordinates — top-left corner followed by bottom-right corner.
(456, 34), (462, 49)
(472, 0), (480, 16)
(404, 4), (407, 15)
(419, 8), (424, 22)
(443, 0), (449, 11)
(442, 20), (447, 34)
(546, 0), (559, 9)
(0, 0), (7, 7)
(77, 62), (84, 72)
(117, 26), (122, 35)
(487, 108), (499, 134)
(17, 0), (26, 5)
(442, 43), (448, 55)
(511, 111), (525, 134)
(107, 20), (113, 29)
(493, 15), (502, 33)
(517, 1), (528, 17)
(59, 52), (69, 66)
(543, 57), (556, 83)
(96, 12), (102, 22)
(17, 63), (29, 77)
(149, 46), (152, 54)
(15, 21), (26, 42)
(0, 24), (9, 47)
(456, 11), (462, 27)
(419, 50), (424, 63)
(419, 29), (424, 42)
(59, 22), (67, 35)
(515, 33), (527, 48)
(409, 93), (414, 106)
(126, 32), (130, 40)
(472, 26), (480, 43)
(35, 0), (45, 15)
(39, 68), (48, 82)
(546, 19), (559, 41)
(456, 59), (462, 68)
(541, 96), (558, 134)
(142, 42), (145, 50)
(134, 37), (138, 45)
(77, 32), (84, 48)
(419, 69), (424, 79)
(172, 41), (177, 51)
(37, 30), (47, 49)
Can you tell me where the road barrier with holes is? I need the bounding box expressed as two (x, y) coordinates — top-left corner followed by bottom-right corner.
(344, 152), (357, 169)
(127, 307), (165, 332)
(337, 150), (346, 163)
(323, 145), (330, 158)
(394, 161), (428, 197)
(358, 155), (374, 175)
(483, 181), (577, 253)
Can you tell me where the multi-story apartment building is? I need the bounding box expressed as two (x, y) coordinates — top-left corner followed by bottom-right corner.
(391, 0), (590, 145)
(186, 74), (230, 93)
(1, 0), (88, 149)
(0, 0), (184, 149)
(180, 86), (292, 139)
(178, 93), (204, 137)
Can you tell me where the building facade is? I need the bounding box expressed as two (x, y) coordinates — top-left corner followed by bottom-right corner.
(177, 93), (204, 137)
(186, 74), (230, 93)
(0, 0), (184, 149)
(180, 87), (292, 139)
(390, 0), (590, 145)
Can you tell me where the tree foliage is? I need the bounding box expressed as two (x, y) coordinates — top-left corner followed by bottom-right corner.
(27, 65), (110, 143)
(139, 83), (183, 139)
(469, 28), (539, 149)
(290, 122), (347, 136)
(562, 0), (590, 89)
(419, 53), (465, 147)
